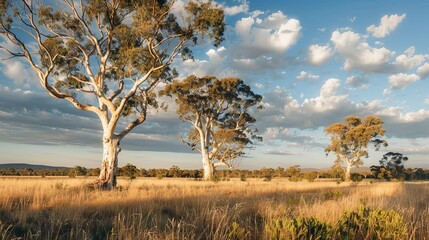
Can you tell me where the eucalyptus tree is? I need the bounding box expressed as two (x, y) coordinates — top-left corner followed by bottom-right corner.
(325, 115), (388, 181)
(161, 75), (262, 180)
(0, 0), (225, 188)
(375, 152), (408, 180)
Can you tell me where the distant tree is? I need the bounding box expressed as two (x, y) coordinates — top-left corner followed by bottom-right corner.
(379, 152), (408, 180)
(261, 168), (275, 181)
(330, 159), (346, 179)
(0, 0), (225, 189)
(325, 115), (388, 181)
(274, 167), (285, 178)
(304, 171), (318, 182)
(168, 165), (181, 178)
(284, 165), (303, 182)
(121, 163), (138, 179)
(70, 165), (87, 177)
(161, 76), (262, 180)
(24, 168), (34, 176)
(370, 166), (393, 181)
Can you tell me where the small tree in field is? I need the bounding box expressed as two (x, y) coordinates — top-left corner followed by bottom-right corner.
(0, 0), (225, 188)
(371, 152), (408, 180)
(325, 115), (387, 181)
(161, 75), (262, 180)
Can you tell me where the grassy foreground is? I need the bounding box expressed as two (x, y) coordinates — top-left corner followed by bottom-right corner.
(0, 177), (427, 239)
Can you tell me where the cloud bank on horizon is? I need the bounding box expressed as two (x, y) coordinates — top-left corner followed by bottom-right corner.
(0, 0), (428, 169)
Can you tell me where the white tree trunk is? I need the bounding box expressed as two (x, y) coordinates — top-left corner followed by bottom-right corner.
(345, 163), (352, 181)
(202, 153), (214, 181)
(98, 136), (121, 189)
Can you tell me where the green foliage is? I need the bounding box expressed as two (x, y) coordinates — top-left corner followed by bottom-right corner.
(260, 168), (274, 181)
(323, 189), (344, 200)
(121, 163), (138, 179)
(228, 222), (246, 240)
(304, 171), (318, 182)
(285, 165), (303, 182)
(161, 75), (262, 179)
(337, 206), (408, 239)
(350, 173), (363, 183)
(371, 152), (409, 181)
(69, 165), (87, 178)
(265, 216), (333, 240)
(265, 207), (408, 240)
(325, 116), (388, 181)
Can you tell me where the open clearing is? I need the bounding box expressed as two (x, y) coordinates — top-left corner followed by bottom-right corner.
(0, 177), (428, 239)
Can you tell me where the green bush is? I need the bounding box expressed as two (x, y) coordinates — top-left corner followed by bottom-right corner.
(265, 206), (407, 240)
(228, 222), (246, 240)
(322, 189), (344, 200)
(350, 173), (363, 183)
(337, 206), (408, 239)
(265, 216), (333, 240)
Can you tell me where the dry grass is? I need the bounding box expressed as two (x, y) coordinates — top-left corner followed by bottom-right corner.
(0, 177), (427, 239)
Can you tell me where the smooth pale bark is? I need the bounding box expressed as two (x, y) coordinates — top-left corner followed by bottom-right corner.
(202, 154), (214, 181)
(345, 163), (352, 181)
(98, 136), (121, 189)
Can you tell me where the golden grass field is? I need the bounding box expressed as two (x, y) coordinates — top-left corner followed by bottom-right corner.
(0, 177), (427, 239)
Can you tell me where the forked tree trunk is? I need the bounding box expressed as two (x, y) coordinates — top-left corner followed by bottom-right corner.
(202, 154), (214, 181)
(98, 136), (121, 189)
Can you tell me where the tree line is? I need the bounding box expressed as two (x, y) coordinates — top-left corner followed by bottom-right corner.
(1, 164), (428, 181)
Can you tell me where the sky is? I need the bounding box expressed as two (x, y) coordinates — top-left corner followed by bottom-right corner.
(1, 0), (429, 170)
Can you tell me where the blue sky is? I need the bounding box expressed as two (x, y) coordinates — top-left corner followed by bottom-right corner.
(1, 0), (429, 169)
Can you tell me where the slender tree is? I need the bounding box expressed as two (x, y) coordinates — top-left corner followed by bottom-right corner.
(161, 75), (262, 180)
(325, 115), (388, 181)
(0, 0), (225, 188)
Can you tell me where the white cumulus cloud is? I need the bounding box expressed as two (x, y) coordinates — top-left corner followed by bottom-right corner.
(417, 63), (429, 79)
(394, 46), (427, 71)
(384, 73), (420, 94)
(308, 44), (333, 66)
(367, 14), (406, 38)
(234, 11), (301, 58)
(331, 30), (395, 72)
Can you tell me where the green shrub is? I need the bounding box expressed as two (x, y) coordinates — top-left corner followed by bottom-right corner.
(228, 222), (246, 240)
(322, 189), (344, 200)
(265, 216), (333, 240)
(350, 173), (363, 183)
(337, 206), (408, 239)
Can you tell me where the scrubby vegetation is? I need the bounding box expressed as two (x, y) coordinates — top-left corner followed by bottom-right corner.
(0, 177), (427, 239)
(2, 164), (428, 182)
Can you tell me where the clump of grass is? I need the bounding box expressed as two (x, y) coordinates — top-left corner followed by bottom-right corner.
(322, 189), (344, 200)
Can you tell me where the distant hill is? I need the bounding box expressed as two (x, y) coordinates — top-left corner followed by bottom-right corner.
(0, 163), (68, 169)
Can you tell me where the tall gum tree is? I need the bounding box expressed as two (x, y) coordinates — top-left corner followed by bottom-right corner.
(0, 0), (225, 188)
(325, 115), (388, 181)
(161, 75), (262, 180)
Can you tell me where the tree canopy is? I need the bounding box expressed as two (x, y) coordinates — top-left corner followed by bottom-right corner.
(325, 115), (388, 181)
(161, 75), (262, 180)
(0, 0), (225, 188)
